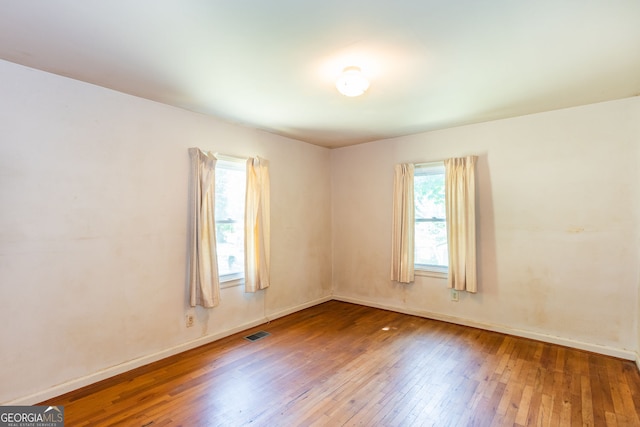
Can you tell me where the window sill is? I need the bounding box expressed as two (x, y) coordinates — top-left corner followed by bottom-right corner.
(220, 277), (244, 289)
(415, 267), (448, 280)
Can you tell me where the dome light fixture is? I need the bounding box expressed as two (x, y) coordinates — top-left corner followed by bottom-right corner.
(335, 66), (369, 97)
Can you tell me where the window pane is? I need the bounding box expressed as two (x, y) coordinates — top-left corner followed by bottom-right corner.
(415, 173), (445, 220)
(414, 165), (448, 268)
(415, 221), (448, 267)
(215, 162), (246, 278)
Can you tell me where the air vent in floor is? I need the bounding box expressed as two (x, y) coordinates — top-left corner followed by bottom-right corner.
(244, 331), (270, 342)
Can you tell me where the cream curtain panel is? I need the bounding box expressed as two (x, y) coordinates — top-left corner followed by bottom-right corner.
(188, 148), (221, 308)
(445, 156), (478, 293)
(245, 157), (270, 293)
(391, 163), (415, 283)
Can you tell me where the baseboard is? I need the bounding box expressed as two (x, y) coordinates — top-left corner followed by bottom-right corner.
(265, 295), (332, 322)
(636, 353), (640, 373)
(7, 294), (334, 406)
(9, 293), (634, 405)
(7, 316), (271, 406)
(333, 294), (637, 361)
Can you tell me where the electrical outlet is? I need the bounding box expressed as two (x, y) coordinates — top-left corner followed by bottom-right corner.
(451, 289), (459, 302)
(186, 314), (194, 328)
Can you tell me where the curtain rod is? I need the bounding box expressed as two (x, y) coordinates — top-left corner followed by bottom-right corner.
(214, 153), (248, 163)
(414, 155), (478, 167)
(415, 160), (445, 167)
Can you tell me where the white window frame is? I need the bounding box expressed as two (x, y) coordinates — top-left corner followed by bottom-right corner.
(414, 162), (448, 279)
(214, 156), (246, 288)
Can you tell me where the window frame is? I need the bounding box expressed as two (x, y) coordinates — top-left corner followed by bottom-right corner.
(414, 161), (448, 278)
(214, 157), (246, 287)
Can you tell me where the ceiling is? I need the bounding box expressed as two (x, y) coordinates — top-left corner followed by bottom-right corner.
(0, 1), (639, 148)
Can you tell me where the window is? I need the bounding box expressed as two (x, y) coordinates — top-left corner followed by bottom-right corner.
(414, 162), (448, 272)
(215, 159), (246, 282)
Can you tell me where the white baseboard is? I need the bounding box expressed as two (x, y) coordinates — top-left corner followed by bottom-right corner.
(333, 294), (637, 361)
(6, 317), (271, 406)
(266, 295), (332, 322)
(7, 294), (334, 406)
(8, 293), (636, 405)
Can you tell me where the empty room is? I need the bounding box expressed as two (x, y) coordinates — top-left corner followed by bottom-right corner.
(1, 1), (640, 426)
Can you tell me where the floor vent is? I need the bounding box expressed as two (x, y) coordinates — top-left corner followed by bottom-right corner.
(244, 331), (270, 342)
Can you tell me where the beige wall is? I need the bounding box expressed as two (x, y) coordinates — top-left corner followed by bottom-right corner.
(331, 96), (640, 358)
(0, 60), (332, 404)
(637, 105), (640, 367)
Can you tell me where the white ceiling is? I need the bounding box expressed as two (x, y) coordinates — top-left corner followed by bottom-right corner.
(1, 1), (639, 148)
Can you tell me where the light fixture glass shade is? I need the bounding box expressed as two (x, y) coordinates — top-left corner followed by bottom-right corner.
(336, 66), (369, 97)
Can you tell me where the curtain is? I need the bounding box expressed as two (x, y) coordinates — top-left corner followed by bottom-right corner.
(188, 148), (221, 308)
(245, 157), (270, 292)
(391, 163), (415, 283)
(445, 156), (478, 293)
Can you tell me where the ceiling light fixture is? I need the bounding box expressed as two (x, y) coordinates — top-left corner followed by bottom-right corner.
(335, 66), (369, 97)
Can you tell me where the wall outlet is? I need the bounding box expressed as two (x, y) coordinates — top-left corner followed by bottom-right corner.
(185, 314), (194, 328)
(451, 289), (459, 302)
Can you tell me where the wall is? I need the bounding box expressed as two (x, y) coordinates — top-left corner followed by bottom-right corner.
(0, 60), (332, 404)
(332, 97), (640, 358)
(637, 103), (640, 368)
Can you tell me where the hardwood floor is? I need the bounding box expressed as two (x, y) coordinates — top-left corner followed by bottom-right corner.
(41, 301), (640, 426)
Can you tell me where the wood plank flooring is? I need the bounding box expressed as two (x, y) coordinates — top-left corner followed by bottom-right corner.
(41, 301), (640, 426)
